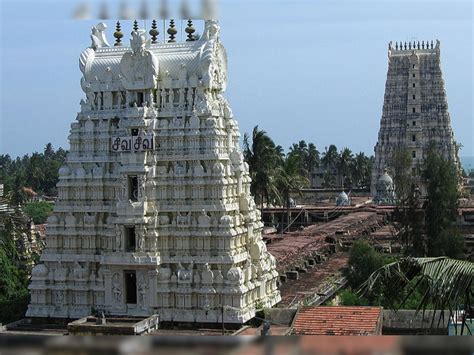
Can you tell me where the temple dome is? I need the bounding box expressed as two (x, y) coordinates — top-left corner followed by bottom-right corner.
(378, 171), (393, 185)
(32, 264), (48, 278)
(336, 191), (349, 206)
(58, 165), (70, 177)
(375, 170), (396, 205)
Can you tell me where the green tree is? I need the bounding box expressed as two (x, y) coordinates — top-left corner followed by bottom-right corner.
(243, 126), (281, 208)
(9, 174), (26, 207)
(25, 152), (46, 193)
(288, 141), (320, 181)
(361, 257), (473, 334)
(339, 289), (369, 306)
(391, 148), (413, 202)
(275, 154), (310, 231)
(306, 143), (320, 174)
(321, 145), (339, 171)
(24, 201), (54, 224)
(322, 171), (336, 188)
(345, 241), (385, 289)
(1, 143), (67, 198)
(423, 147), (463, 257)
(288, 141), (307, 176)
(0, 216), (30, 324)
(391, 148), (425, 256)
(351, 152), (372, 188)
(321, 145), (339, 188)
(337, 148), (354, 188)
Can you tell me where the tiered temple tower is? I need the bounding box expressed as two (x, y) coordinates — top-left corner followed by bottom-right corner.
(371, 40), (459, 197)
(27, 20), (280, 323)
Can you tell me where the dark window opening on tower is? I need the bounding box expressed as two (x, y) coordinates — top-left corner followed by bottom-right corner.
(412, 151), (416, 158)
(413, 83), (416, 88)
(125, 226), (136, 252)
(413, 74), (416, 78)
(412, 108), (416, 113)
(412, 121), (416, 126)
(412, 135), (416, 142)
(137, 92), (144, 106)
(413, 95), (416, 100)
(124, 271), (137, 304)
(412, 64), (416, 69)
(128, 175), (138, 201)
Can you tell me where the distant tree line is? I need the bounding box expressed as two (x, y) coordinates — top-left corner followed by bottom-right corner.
(0, 143), (67, 205)
(243, 126), (374, 209)
(0, 143), (65, 323)
(319, 144), (373, 189)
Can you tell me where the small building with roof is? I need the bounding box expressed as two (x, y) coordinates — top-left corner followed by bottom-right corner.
(291, 306), (383, 335)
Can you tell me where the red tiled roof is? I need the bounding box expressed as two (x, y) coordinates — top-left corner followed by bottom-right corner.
(292, 306), (383, 336)
(22, 187), (37, 196)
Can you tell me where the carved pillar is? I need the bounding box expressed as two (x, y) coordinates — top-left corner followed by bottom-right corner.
(149, 270), (158, 308)
(103, 269), (112, 306)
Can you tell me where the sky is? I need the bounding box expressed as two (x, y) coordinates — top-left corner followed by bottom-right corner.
(0, 0), (472, 159)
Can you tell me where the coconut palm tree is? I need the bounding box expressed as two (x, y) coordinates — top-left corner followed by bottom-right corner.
(360, 257), (474, 334)
(351, 152), (371, 188)
(275, 154), (310, 232)
(338, 147), (354, 188)
(288, 141), (320, 183)
(321, 145), (339, 170)
(243, 126), (280, 209)
(306, 143), (320, 175)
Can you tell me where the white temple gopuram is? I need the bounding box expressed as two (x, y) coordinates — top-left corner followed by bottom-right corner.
(27, 20), (281, 323)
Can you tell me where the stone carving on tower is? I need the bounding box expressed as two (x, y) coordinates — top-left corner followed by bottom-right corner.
(371, 40), (459, 198)
(27, 20), (280, 323)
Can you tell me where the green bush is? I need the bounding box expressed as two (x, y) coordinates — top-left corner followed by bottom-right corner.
(339, 289), (369, 306)
(24, 201), (53, 224)
(0, 292), (30, 324)
(345, 241), (385, 289)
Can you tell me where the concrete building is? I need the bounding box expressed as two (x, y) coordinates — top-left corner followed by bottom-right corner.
(27, 20), (280, 323)
(371, 40), (459, 197)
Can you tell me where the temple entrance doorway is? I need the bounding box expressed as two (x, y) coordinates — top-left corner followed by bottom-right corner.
(124, 270), (137, 304)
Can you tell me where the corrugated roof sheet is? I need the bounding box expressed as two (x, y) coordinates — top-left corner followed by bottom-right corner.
(292, 306), (382, 335)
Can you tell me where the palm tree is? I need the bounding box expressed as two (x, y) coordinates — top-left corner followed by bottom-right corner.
(25, 153), (45, 193)
(321, 145), (339, 171)
(306, 143), (320, 175)
(352, 152), (371, 188)
(360, 257), (474, 334)
(243, 126), (280, 209)
(338, 148), (354, 188)
(288, 140), (308, 177)
(275, 154), (310, 232)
